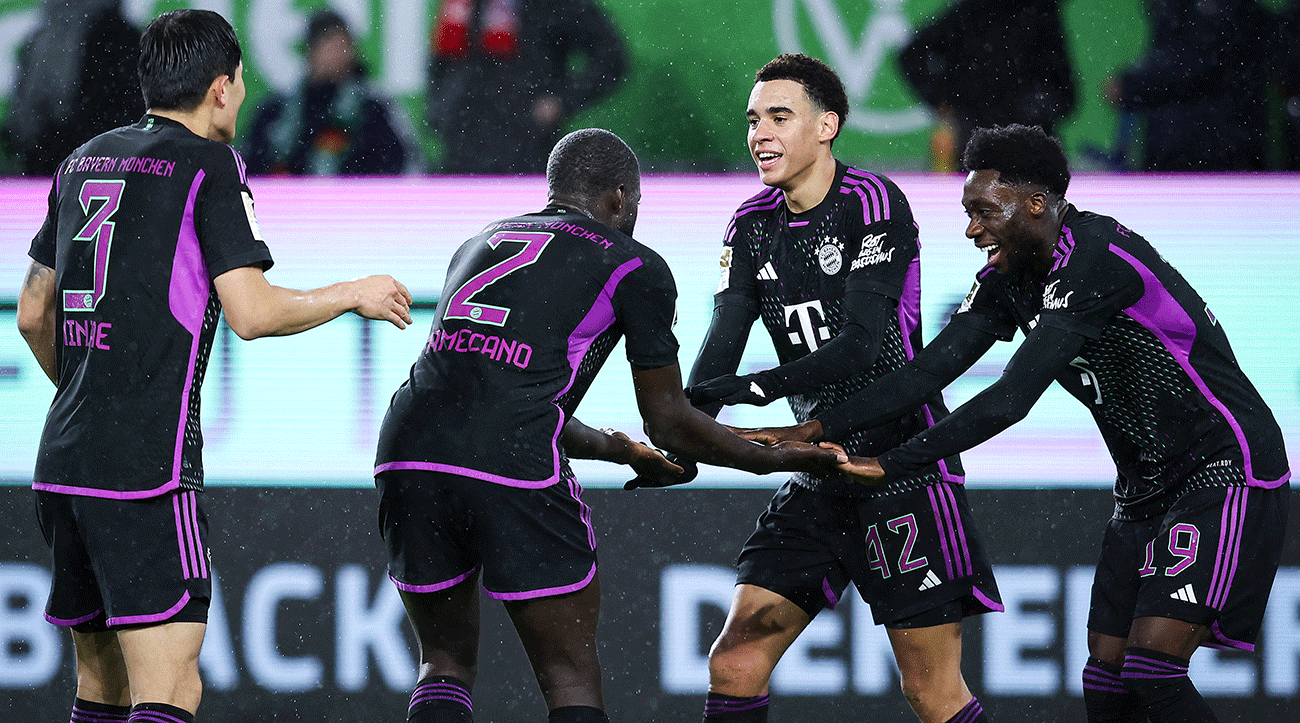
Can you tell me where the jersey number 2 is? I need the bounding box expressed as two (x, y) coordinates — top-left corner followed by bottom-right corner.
(63, 179), (125, 312)
(445, 231), (553, 327)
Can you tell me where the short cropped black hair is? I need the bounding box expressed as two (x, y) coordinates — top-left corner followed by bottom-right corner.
(755, 53), (849, 140)
(962, 124), (1071, 196)
(547, 128), (640, 198)
(139, 9), (242, 111)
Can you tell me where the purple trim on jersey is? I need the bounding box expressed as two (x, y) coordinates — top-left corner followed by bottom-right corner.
(106, 590), (191, 627)
(32, 479), (179, 500)
(928, 483), (973, 579)
(227, 145), (248, 186)
(411, 679), (473, 711)
(1205, 619), (1255, 652)
(45, 607), (103, 627)
(1082, 663), (1128, 693)
(485, 561), (597, 601)
(389, 567), (477, 594)
(787, 220), (810, 227)
(169, 170), (210, 489)
(1110, 244), (1288, 488)
(374, 460), (558, 488)
(971, 585), (1005, 613)
(822, 577), (840, 609)
(1050, 228), (1077, 274)
(1207, 487), (1247, 610)
(840, 169), (890, 224)
(726, 188), (784, 245)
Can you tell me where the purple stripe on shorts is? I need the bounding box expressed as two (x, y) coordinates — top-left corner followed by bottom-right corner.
(928, 486), (956, 579)
(173, 494), (192, 580)
(567, 477), (597, 551)
(1208, 487), (1247, 609)
(374, 460), (559, 489)
(938, 483), (973, 577)
(107, 591), (192, 627)
(189, 492), (208, 579)
(389, 567), (477, 594)
(485, 562), (597, 601)
(822, 577), (840, 610)
(1111, 244), (1287, 488)
(45, 607), (103, 627)
(33, 479), (180, 500)
(971, 585), (1004, 613)
(1205, 619), (1256, 652)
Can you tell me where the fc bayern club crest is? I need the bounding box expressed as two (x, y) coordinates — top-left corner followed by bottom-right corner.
(817, 238), (843, 275)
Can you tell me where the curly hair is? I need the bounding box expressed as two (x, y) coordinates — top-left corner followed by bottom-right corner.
(962, 124), (1071, 196)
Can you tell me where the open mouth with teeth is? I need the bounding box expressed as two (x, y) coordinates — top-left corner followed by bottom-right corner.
(755, 151), (780, 169)
(978, 243), (1002, 266)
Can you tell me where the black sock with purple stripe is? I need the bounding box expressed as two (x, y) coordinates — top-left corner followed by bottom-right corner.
(71, 698), (130, 723)
(944, 696), (989, 722)
(1121, 647), (1217, 722)
(702, 692), (769, 722)
(1083, 657), (1143, 722)
(127, 703), (194, 723)
(408, 675), (473, 722)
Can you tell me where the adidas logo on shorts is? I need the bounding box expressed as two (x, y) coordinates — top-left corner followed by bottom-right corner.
(918, 569), (942, 592)
(1170, 583), (1198, 604)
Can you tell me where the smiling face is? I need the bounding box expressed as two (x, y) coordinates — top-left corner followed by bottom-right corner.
(962, 169), (1049, 277)
(746, 79), (836, 195)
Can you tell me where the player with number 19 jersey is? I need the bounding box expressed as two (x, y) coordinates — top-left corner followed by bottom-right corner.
(375, 206), (679, 486)
(28, 114), (273, 499)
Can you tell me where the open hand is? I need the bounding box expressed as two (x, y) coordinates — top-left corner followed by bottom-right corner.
(352, 275), (414, 329)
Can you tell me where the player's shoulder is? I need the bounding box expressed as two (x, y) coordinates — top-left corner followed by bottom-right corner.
(730, 185), (784, 221)
(838, 164), (913, 225)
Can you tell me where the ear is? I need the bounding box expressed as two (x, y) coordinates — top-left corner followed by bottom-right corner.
(606, 185), (627, 218)
(1025, 190), (1049, 218)
(818, 111), (840, 143)
(210, 74), (231, 107)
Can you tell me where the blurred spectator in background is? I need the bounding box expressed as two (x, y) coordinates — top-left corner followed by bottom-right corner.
(1, 0), (140, 176)
(427, 0), (627, 174)
(1105, 0), (1274, 171)
(1280, 0), (1300, 170)
(245, 9), (412, 175)
(898, 0), (1075, 172)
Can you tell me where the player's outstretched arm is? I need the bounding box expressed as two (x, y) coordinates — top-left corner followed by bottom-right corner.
(214, 266), (413, 339)
(17, 260), (58, 384)
(632, 362), (844, 481)
(560, 417), (691, 488)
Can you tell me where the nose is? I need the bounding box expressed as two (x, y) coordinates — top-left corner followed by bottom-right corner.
(965, 216), (981, 239)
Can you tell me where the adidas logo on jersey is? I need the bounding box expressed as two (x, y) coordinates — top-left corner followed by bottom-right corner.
(918, 569), (942, 592)
(757, 262), (778, 281)
(1170, 584), (1198, 604)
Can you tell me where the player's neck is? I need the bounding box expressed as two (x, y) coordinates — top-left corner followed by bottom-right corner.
(147, 106), (218, 142)
(780, 154), (837, 214)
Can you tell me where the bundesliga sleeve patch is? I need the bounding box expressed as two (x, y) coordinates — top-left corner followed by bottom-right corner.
(716, 247), (733, 294)
(241, 191), (264, 241)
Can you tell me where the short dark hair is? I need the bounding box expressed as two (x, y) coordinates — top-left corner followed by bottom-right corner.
(306, 9), (351, 49)
(962, 124), (1071, 196)
(755, 53), (849, 139)
(547, 128), (640, 199)
(139, 9), (242, 111)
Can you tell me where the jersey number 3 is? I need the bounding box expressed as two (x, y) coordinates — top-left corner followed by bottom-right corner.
(445, 231), (553, 327)
(63, 179), (125, 312)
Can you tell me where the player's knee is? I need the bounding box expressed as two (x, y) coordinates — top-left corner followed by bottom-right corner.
(706, 639), (771, 692)
(896, 665), (963, 711)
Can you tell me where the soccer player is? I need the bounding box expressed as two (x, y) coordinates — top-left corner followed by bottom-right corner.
(753, 124), (1291, 723)
(372, 127), (842, 723)
(684, 54), (1000, 723)
(15, 10), (413, 723)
